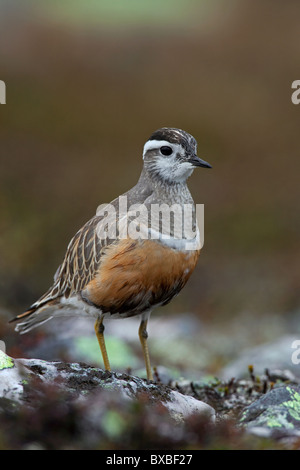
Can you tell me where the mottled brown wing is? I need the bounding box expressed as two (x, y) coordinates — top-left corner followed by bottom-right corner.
(21, 213), (115, 313)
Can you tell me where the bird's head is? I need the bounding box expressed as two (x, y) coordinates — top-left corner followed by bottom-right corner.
(142, 127), (211, 184)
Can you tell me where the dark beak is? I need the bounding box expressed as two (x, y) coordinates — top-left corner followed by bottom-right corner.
(189, 155), (212, 169)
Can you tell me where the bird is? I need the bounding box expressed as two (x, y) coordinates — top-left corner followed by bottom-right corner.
(10, 127), (212, 381)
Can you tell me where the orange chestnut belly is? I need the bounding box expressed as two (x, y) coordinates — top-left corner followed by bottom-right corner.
(83, 238), (200, 316)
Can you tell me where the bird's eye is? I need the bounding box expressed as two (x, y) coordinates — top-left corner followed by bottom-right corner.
(160, 146), (173, 156)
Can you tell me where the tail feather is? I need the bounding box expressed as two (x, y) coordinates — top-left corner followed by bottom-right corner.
(9, 300), (58, 334)
(9, 307), (37, 323)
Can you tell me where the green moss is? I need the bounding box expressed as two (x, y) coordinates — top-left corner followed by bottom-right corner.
(102, 410), (126, 439)
(74, 335), (139, 369)
(265, 413), (294, 429)
(0, 351), (14, 370)
(281, 387), (300, 422)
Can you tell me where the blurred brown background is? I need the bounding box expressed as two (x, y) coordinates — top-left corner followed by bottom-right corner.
(0, 0), (299, 362)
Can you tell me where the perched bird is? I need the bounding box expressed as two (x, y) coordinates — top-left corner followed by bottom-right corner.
(10, 127), (211, 381)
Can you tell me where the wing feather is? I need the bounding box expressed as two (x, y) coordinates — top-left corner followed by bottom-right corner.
(11, 213), (116, 321)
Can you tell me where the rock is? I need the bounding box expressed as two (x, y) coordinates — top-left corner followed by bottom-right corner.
(164, 390), (214, 422)
(0, 350), (26, 402)
(240, 385), (300, 439)
(221, 335), (300, 380)
(0, 351), (215, 425)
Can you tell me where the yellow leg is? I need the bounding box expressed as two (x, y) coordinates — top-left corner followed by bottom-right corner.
(139, 318), (153, 381)
(94, 317), (111, 372)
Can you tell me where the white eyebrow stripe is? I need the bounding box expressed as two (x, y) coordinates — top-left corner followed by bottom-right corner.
(143, 140), (183, 159)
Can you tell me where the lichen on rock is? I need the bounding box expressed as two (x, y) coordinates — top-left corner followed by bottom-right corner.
(240, 385), (300, 434)
(0, 350), (14, 370)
